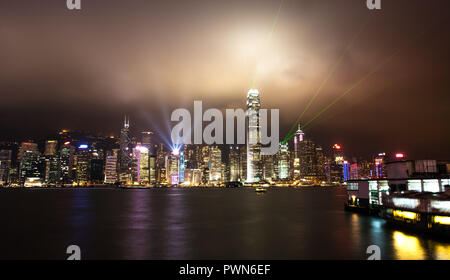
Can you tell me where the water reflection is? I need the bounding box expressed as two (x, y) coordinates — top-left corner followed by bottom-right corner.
(123, 190), (152, 259)
(392, 231), (426, 260)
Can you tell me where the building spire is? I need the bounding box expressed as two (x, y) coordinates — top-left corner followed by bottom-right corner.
(124, 115), (129, 129)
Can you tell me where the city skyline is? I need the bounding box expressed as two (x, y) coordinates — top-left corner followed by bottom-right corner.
(0, 0), (449, 160)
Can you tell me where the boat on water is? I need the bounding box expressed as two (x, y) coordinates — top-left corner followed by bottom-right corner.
(255, 187), (267, 193)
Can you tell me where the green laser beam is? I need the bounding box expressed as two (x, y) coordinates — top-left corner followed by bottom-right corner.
(251, 0), (284, 88)
(283, 19), (370, 142)
(283, 28), (429, 144)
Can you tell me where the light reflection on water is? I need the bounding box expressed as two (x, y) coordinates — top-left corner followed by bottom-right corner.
(0, 187), (448, 259)
(392, 231), (450, 260)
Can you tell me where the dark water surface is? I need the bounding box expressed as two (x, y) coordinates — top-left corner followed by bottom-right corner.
(0, 187), (448, 260)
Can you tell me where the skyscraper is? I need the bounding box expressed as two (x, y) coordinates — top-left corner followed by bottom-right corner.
(104, 149), (118, 184)
(209, 146), (222, 184)
(60, 142), (74, 185)
(278, 143), (289, 179)
(293, 124), (305, 179)
(119, 116), (132, 176)
(74, 144), (90, 185)
(44, 140), (59, 185)
(44, 140), (58, 156)
(134, 146), (149, 184)
(299, 139), (317, 181)
(246, 89), (262, 182)
(229, 146), (241, 182)
(0, 150), (12, 185)
(20, 150), (43, 185)
(166, 150), (180, 185)
(141, 131), (154, 154)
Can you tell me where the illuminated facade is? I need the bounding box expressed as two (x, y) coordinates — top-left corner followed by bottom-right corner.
(293, 124), (304, 179)
(119, 115), (132, 175)
(134, 146), (149, 184)
(209, 146), (222, 184)
(19, 150), (43, 185)
(60, 143), (74, 184)
(74, 145), (90, 185)
(166, 151), (180, 185)
(246, 89), (262, 182)
(0, 150), (12, 185)
(278, 143), (289, 179)
(104, 150), (118, 184)
(343, 161), (350, 182)
(44, 140), (58, 156)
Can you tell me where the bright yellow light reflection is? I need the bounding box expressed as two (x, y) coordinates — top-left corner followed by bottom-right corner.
(433, 215), (450, 225)
(434, 244), (450, 260)
(392, 231), (425, 260)
(393, 210), (417, 220)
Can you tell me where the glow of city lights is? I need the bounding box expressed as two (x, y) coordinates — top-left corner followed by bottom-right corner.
(433, 215), (450, 225)
(333, 144), (342, 150)
(430, 200), (450, 213)
(392, 198), (420, 209)
(64, 141), (71, 145)
(283, 19), (370, 142)
(135, 146), (149, 153)
(79, 144), (88, 149)
(395, 153), (405, 159)
(393, 210), (418, 220)
(172, 148), (180, 155)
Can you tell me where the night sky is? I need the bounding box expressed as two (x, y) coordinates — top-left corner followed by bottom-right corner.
(0, 0), (449, 159)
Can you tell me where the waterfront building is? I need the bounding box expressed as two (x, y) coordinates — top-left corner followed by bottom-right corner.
(156, 144), (167, 184)
(209, 146), (222, 184)
(374, 153), (387, 178)
(133, 146), (149, 185)
(20, 150), (44, 185)
(166, 150), (180, 185)
(44, 140), (58, 156)
(0, 150), (12, 185)
(278, 143), (289, 179)
(149, 155), (156, 183)
(183, 168), (202, 185)
(262, 154), (275, 181)
(141, 131), (154, 154)
(90, 159), (104, 184)
(246, 89), (262, 182)
(179, 151), (186, 183)
(119, 116), (132, 176)
(74, 144), (90, 185)
(17, 142), (38, 164)
(104, 150), (118, 184)
(343, 161), (350, 182)
(60, 142), (75, 184)
(292, 124), (304, 179)
(44, 155), (60, 185)
(299, 139), (317, 181)
(350, 163), (358, 180)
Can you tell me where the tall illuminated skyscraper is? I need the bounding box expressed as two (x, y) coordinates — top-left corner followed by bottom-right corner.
(166, 148), (181, 185)
(119, 115), (132, 175)
(0, 150), (12, 185)
(60, 142), (74, 184)
(246, 89), (262, 182)
(134, 146), (149, 184)
(278, 143), (289, 179)
(104, 149), (118, 184)
(209, 146), (222, 184)
(293, 124), (305, 179)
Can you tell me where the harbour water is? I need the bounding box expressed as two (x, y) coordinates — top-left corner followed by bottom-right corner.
(0, 186), (448, 259)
